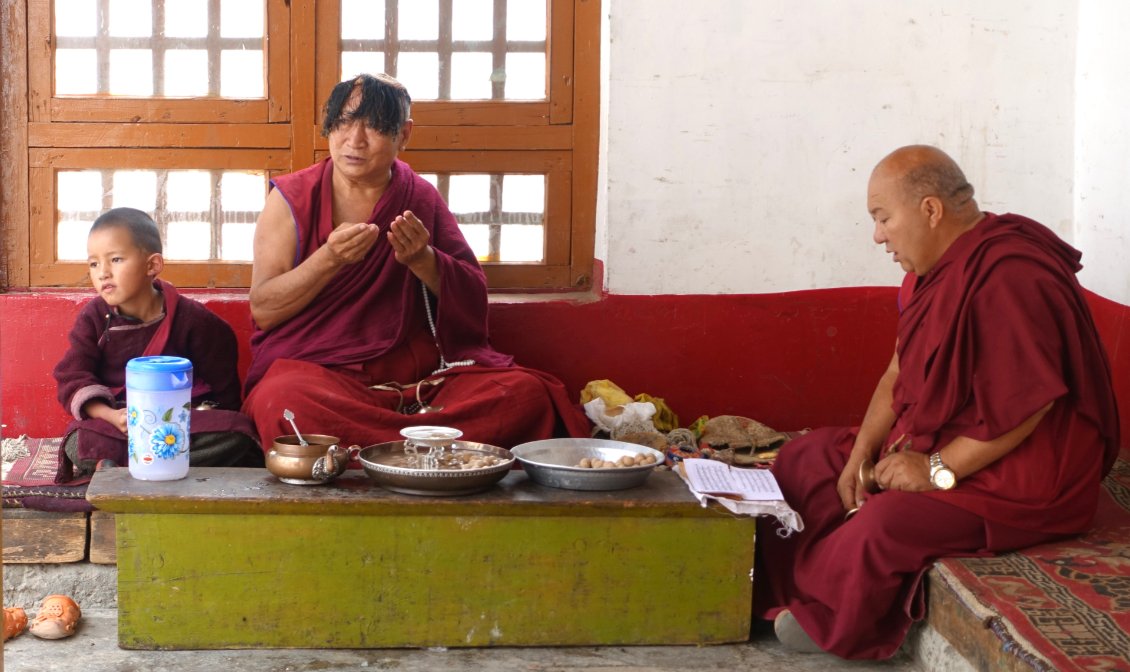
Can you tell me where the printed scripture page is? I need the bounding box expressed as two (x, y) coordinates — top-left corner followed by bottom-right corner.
(682, 458), (785, 501)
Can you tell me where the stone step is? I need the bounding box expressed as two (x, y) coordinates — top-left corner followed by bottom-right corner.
(3, 562), (118, 609)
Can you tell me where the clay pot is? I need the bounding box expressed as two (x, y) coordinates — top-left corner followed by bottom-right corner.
(28, 595), (80, 640)
(4, 606), (27, 641)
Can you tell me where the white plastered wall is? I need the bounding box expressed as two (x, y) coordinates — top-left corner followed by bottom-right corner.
(597, 0), (1128, 304)
(1074, 1), (1130, 303)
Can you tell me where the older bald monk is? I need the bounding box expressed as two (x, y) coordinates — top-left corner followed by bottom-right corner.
(754, 145), (1120, 659)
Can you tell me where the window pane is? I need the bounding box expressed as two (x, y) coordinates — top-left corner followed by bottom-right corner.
(220, 49), (264, 98)
(398, 0), (438, 40)
(57, 171), (103, 211)
(447, 175), (491, 214)
(220, 0), (264, 39)
(502, 175), (544, 213)
(342, 0), (383, 40)
(165, 221), (212, 260)
(112, 171), (158, 211)
(220, 222), (255, 261)
(452, 0), (493, 41)
(166, 171), (211, 211)
(164, 50), (209, 97)
(58, 220), (92, 261)
(55, 49), (98, 95)
(459, 224), (490, 262)
(500, 224), (543, 262)
(109, 50), (154, 96)
(396, 52), (439, 100)
(504, 52), (545, 100)
(450, 53), (493, 100)
(108, 0), (152, 38)
(341, 51), (384, 81)
(507, 1), (547, 41)
(55, 0), (96, 37)
(164, 0), (209, 38)
(221, 172), (266, 213)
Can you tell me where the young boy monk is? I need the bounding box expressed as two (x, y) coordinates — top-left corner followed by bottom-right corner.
(53, 207), (262, 482)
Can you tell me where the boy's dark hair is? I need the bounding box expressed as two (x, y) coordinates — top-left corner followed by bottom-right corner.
(91, 207), (163, 255)
(321, 73), (411, 138)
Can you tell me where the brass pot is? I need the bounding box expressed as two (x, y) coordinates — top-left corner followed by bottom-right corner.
(266, 434), (357, 485)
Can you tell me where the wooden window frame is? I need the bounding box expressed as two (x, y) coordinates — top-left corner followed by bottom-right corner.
(1, 0), (599, 291)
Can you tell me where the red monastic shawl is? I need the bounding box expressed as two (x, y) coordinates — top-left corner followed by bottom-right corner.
(892, 212), (1120, 534)
(245, 159), (513, 392)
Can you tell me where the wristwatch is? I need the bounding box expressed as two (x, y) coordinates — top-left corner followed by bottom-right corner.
(929, 452), (956, 490)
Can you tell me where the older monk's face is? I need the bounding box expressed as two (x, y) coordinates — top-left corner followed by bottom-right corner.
(327, 86), (411, 184)
(868, 166), (934, 276)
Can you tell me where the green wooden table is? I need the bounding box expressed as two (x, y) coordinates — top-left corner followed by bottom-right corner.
(87, 467), (756, 649)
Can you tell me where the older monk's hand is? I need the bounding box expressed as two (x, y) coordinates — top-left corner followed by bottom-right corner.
(873, 451), (933, 492)
(388, 210), (435, 269)
(325, 221), (380, 266)
(837, 453), (868, 511)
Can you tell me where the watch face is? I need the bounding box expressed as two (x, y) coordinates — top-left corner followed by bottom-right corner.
(933, 468), (956, 490)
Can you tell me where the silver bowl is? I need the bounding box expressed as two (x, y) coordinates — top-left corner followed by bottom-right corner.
(358, 440), (514, 496)
(510, 438), (665, 491)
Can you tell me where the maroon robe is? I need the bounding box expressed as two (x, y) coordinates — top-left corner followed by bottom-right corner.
(242, 158), (590, 449)
(53, 280), (259, 483)
(754, 213), (1120, 659)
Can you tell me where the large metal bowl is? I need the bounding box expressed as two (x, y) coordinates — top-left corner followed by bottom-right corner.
(510, 438), (665, 491)
(358, 440), (514, 496)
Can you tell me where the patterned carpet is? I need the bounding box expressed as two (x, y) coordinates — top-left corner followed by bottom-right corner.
(2, 436), (92, 512)
(934, 453), (1130, 672)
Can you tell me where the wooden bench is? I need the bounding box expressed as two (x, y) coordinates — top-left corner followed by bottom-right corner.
(87, 466), (757, 650)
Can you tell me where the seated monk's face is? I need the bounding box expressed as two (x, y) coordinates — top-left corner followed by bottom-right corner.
(328, 86), (411, 183)
(867, 167), (935, 276)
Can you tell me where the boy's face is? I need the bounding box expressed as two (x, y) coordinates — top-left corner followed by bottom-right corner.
(87, 225), (160, 312)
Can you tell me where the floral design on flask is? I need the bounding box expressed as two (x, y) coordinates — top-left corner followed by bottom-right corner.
(127, 407), (139, 426)
(130, 403), (192, 463)
(150, 423), (186, 460)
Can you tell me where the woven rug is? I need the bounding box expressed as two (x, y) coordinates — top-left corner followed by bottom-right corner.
(934, 453), (1130, 671)
(2, 436), (92, 512)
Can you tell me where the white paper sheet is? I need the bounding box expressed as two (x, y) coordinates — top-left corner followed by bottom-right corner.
(675, 460), (804, 535)
(683, 458), (785, 501)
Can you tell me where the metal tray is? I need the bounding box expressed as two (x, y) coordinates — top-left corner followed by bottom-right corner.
(510, 438), (665, 491)
(358, 440), (514, 497)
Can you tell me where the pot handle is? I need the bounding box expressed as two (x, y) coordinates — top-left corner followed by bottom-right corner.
(320, 444), (362, 476)
(312, 445), (348, 481)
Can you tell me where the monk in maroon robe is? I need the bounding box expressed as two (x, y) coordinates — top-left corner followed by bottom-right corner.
(755, 145), (1120, 659)
(242, 73), (589, 451)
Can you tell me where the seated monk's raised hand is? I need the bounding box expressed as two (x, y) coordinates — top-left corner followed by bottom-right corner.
(388, 210), (434, 268)
(325, 221), (380, 266)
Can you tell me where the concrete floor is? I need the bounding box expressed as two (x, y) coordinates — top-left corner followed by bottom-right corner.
(3, 610), (941, 672)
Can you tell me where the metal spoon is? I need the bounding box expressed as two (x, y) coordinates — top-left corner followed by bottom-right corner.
(282, 408), (308, 446)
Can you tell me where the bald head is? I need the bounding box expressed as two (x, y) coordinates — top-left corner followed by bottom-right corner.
(867, 145), (984, 276)
(872, 145), (977, 214)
